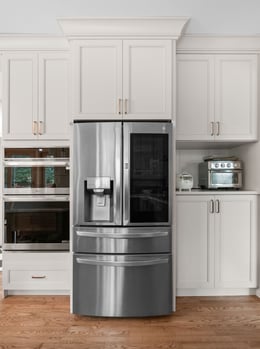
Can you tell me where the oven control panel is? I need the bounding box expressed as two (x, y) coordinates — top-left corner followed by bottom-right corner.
(208, 161), (242, 170)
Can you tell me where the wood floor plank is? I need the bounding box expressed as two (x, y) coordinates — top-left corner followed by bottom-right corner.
(1, 273), (260, 348)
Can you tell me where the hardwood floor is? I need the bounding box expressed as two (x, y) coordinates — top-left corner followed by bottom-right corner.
(1, 273), (260, 349)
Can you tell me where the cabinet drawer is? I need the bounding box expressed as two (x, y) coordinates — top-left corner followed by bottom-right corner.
(3, 252), (70, 292)
(7, 268), (69, 290)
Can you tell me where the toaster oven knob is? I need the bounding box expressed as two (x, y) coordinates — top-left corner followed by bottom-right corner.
(227, 163), (231, 168)
(221, 163), (225, 168)
(215, 163), (219, 168)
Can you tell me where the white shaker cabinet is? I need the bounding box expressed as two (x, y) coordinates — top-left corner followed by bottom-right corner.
(2, 252), (70, 296)
(3, 53), (38, 140)
(38, 53), (70, 140)
(177, 194), (257, 293)
(214, 195), (257, 288)
(176, 54), (257, 141)
(176, 55), (214, 141)
(176, 195), (214, 289)
(214, 55), (257, 141)
(3, 52), (70, 140)
(72, 39), (172, 120)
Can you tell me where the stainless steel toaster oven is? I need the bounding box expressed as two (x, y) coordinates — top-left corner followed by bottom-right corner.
(199, 160), (243, 189)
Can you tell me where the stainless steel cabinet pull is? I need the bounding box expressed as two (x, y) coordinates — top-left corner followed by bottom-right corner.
(210, 199), (214, 213)
(216, 121), (220, 136)
(117, 98), (122, 115)
(32, 121), (38, 135)
(215, 199), (220, 213)
(210, 122), (214, 136)
(124, 99), (128, 114)
(31, 275), (46, 279)
(38, 121), (44, 135)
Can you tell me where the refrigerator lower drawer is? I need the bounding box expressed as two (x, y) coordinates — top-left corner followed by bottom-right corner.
(74, 227), (171, 254)
(73, 253), (172, 317)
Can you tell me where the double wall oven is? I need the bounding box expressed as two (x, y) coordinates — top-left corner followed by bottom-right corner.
(73, 121), (173, 317)
(3, 148), (70, 251)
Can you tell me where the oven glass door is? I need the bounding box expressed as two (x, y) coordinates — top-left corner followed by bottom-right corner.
(211, 170), (242, 188)
(4, 196), (69, 250)
(4, 148), (69, 194)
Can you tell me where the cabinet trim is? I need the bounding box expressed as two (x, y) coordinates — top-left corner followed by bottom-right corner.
(177, 34), (260, 53)
(58, 17), (189, 39)
(0, 35), (69, 51)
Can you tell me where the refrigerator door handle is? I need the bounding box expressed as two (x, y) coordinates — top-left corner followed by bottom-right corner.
(114, 123), (122, 225)
(76, 230), (169, 239)
(123, 123), (130, 225)
(76, 257), (169, 267)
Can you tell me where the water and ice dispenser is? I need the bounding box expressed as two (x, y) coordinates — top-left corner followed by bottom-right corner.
(84, 177), (113, 222)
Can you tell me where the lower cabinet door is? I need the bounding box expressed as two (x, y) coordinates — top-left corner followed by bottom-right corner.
(177, 196), (214, 289)
(214, 195), (257, 288)
(73, 253), (172, 317)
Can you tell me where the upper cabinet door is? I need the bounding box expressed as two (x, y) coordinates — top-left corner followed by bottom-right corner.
(72, 40), (123, 120)
(215, 55), (257, 141)
(176, 55), (214, 140)
(38, 53), (70, 140)
(176, 53), (258, 142)
(123, 40), (172, 120)
(3, 53), (38, 140)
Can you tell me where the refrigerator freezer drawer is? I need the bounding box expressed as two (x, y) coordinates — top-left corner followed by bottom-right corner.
(73, 226), (171, 254)
(73, 253), (172, 317)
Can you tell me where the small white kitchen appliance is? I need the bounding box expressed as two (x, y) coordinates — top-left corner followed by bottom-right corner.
(176, 172), (193, 191)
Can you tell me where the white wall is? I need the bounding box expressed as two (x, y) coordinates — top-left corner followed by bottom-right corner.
(0, 0), (260, 35)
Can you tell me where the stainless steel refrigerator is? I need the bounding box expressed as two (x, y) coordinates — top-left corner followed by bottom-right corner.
(73, 121), (173, 317)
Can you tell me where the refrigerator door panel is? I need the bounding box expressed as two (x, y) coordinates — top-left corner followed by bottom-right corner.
(123, 122), (172, 226)
(73, 122), (122, 226)
(73, 226), (171, 254)
(73, 253), (172, 317)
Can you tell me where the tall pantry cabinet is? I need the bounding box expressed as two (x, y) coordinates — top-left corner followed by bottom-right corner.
(175, 37), (259, 296)
(0, 39), (71, 296)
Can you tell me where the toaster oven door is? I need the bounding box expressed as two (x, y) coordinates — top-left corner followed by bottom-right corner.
(210, 170), (242, 188)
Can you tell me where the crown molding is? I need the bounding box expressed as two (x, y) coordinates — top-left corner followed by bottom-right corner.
(177, 34), (260, 53)
(0, 32), (260, 53)
(0, 35), (69, 51)
(57, 17), (190, 40)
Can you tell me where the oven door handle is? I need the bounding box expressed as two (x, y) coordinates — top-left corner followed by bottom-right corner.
(4, 159), (70, 167)
(210, 169), (242, 173)
(76, 230), (169, 239)
(3, 195), (69, 202)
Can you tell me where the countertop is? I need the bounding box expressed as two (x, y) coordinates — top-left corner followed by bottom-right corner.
(176, 189), (259, 195)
